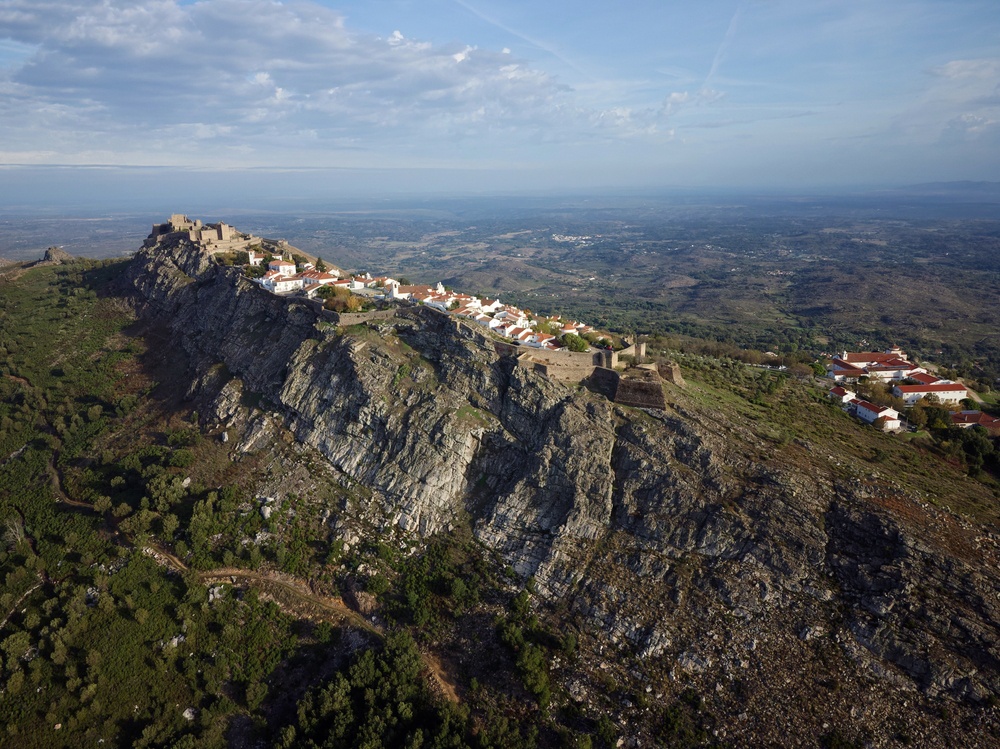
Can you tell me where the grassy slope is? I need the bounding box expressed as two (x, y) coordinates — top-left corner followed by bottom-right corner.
(1, 260), (997, 748)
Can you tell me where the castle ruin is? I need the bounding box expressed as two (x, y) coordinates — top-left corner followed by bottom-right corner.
(147, 214), (267, 254)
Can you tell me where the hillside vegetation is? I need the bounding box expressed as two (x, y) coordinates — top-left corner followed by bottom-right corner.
(1, 250), (999, 748)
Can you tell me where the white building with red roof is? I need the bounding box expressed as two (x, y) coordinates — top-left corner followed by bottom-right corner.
(951, 411), (1000, 432)
(258, 270), (304, 294)
(527, 333), (557, 349)
(298, 270), (339, 288)
(267, 258), (296, 275)
(480, 298), (503, 313)
(829, 358), (867, 381)
(891, 382), (968, 406)
(850, 399), (901, 431)
(828, 386), (856, 404)
(907, 372), (943, 386)
(829, 348), (923, 382)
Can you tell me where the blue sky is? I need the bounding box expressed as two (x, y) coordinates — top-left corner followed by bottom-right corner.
(1, 0), (998, 193)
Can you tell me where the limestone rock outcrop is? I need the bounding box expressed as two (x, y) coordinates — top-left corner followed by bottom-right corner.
(120, 235), (1000, 744)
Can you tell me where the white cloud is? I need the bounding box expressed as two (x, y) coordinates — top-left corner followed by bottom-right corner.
(931, 59), (1000, 80)
(947, 113), (999, 136)
(0, 0), (653, 167)
(889, 57), (1000, 145)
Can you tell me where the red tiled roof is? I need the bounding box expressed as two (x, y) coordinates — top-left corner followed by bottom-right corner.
(843, 352), (902, 364)
(893, 383), (967, 393)
(831, 359), (866, 373)
(951, 411), (1000, 427)
(854, 399), (892, 414)
(909, 372), (940, 385)
(866, 359), (914, 371)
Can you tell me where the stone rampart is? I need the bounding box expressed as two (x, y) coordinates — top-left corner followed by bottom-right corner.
(333, 309), (399, 326)
(510, 346), (603, 383)
(614, 375), (667, 410)
(657, 361), (685, 387)
(588, 367), (620, 398)
(588, 367), (667, 410)
(602, 340), (647, 368)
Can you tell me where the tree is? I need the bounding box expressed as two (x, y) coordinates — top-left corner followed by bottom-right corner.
(323, 286), (362, 313)
(789, 362), (814, 378)
(316, 257), (327, 272)
(563, 333), (588, 352)
(907, 406), (928, 429)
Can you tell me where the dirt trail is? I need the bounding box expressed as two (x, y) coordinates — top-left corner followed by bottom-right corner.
(0, 580), (43, 632)
(46, 454), (462, 703)
(421, 650), (461, 704)
(200, 567), (378, 634)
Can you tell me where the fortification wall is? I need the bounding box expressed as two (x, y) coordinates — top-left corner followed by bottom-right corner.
(589, 367), (620, 398)
(657, 361), (685, 387)
(508, 346), (603, 383)
(614, 377), (667, 410)
(333, 309), (399, 326)
(605, 341), (647, 368)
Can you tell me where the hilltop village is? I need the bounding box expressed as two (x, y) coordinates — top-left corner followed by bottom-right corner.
(826, 348), (1000, 434)
(146, 215), (999, 427)
(151, 214), (617, 356)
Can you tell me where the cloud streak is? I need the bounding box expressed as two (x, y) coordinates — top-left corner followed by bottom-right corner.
(703, 0), (744, 91)
(0, 0), (997, 187)
(0, 0), (647, 167)
(450, 0), (590, 79)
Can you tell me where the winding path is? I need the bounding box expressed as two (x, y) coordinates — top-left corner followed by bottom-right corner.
(46, 454), (460, 702)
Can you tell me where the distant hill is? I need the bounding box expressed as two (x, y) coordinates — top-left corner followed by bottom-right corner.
(891, 181), (1000, 198)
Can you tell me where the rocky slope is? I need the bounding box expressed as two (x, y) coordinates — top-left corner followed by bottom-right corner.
(120, 235), (1000, 745)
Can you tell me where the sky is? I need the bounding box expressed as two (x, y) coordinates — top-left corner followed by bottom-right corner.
(1, 0), (999, 199)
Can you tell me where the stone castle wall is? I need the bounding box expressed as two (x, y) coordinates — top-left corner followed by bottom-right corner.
(334, 309), (399, 326)
(613, 375), (667, 410)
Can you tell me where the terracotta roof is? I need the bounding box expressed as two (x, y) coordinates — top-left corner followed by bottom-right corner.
(854, 399), (892, 414)
(893, 383), (967, 393)
(831, 359), (866, 373)
(843, 352), (903, 364)
(866, 359), (914, 371)
(909, 372), (940, 385)
(396, 285), (436, 294)
(951, 411), (1000, 427)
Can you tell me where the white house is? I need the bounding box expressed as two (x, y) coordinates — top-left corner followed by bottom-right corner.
(259, 271), (304, 294)
(527, 333), (557, 349)
(298, 270), (339, 288)
(951, 411), (1000, 431)
(480, 298), (503, 313)
(507, 326), (533, 342)
(850, 399), (901, 431)
(828, 386), (856, 404)
(891, 383), (968, 406)
(267, 258), (296, 275)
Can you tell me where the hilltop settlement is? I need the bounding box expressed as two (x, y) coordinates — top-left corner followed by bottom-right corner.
(149, 214), (617, 356)
(147, 215), (999, 430)
(827, 348), (1000, 433)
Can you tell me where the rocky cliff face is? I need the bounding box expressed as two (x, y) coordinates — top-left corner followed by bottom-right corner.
(121, 237), (1000, 744)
